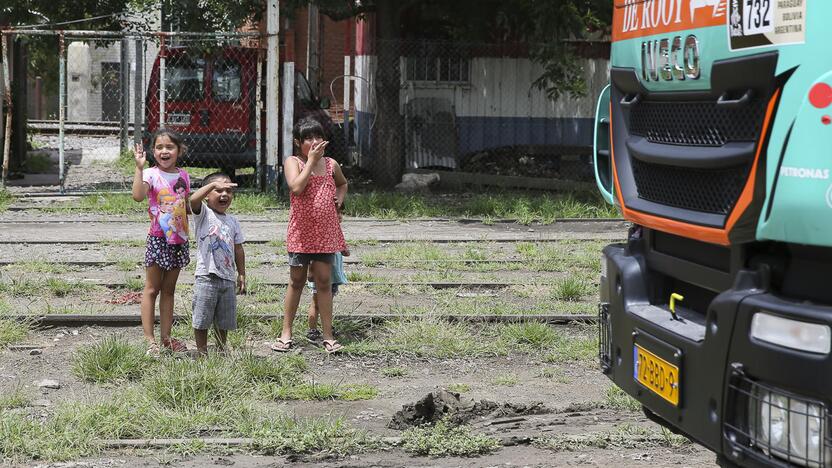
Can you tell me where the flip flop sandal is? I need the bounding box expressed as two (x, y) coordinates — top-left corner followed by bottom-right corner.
(145, 342), (160, 357)
(162, 337), (188, 352)
(322, 339), (343, 354)
(270, 338), (293, 353)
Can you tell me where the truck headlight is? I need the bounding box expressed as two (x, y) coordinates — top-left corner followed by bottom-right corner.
(790, 400), (823, 465)
(757, 391), (790, 455)
(752, 387), (828, 467)
(750, 312), (831, 354)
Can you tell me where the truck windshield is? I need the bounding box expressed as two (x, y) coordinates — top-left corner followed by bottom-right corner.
(167, 56), (205, 101)
(212, 58), (242, 102)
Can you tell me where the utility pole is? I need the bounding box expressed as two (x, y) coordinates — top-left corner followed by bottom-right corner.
(266, 0), (280, 188)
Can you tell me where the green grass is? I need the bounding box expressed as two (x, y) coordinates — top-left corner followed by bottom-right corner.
(231, 192), (286, 214)
(45, 278), (95, 297)
(346, 318), (505, 358)
(534, 423), (690, 452)
(143, 356), (248, 408)
(238, 352), (307, 385)
(542, 328), (597, 364)
(260, 382), (378, 401)
(550, 276), (592, 301)
(604, 385), (641, 412)
(345, 271), (383, 282)
(0, 349), (377, 463)
(0, 318), (31, 348)
(345, 191), (617, 223)
(401, 420), (500, 457)
(446, 383), (471, 393)
(0, 390), (29, 410)
(23, 153), (54, 173)
(493, 374), (519, 386)
(497, 322), (561, 350)
(123, 277), (145, 292)
(0, 277), (43, 296)
(0, 189), (14, 212)
(6, 261), (68, 274)
(114, 149), (136, 176)
(115, 259), (137, 272)
(380, 366), (408, 378)
(30, 189), (615, 221)
(72, 337), (152, 383)
(243, 416), (376, 457)
(76, 194), (144, 215)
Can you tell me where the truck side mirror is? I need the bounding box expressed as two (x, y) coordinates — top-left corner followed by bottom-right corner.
(594, 84), (614, 204)
(319, 97), (331, 109)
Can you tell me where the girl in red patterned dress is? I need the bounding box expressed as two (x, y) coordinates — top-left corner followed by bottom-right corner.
(272, 117), (348, 354)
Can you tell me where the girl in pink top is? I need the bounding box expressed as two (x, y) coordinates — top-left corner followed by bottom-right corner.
(131, 129), (191, 355)
(272, 117), (347, 354)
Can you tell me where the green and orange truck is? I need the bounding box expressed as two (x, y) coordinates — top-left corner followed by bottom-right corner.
(594, 1), (830, 466)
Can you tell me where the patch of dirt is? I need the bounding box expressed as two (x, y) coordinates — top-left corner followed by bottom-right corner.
(388, 389), (549, 429)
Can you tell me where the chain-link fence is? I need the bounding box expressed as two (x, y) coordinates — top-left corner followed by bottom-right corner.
(346, 39), (610, 188)
(2, 30), (265, 192)
(2, 31), (609, 193)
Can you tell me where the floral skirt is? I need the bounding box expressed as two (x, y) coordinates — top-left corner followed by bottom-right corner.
(144, 235), (190, 271)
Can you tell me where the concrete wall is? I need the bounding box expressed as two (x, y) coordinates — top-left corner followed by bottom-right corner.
(66, 39), (159, 122)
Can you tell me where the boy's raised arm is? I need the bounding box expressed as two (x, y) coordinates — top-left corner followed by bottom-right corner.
(189, 182), (216, 214)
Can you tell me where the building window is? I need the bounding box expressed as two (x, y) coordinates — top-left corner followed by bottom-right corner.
(404, 56), (470, 83)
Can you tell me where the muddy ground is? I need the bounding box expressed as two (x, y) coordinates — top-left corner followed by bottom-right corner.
(0, 208), (717, 467)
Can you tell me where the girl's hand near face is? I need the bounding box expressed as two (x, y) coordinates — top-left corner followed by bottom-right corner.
(134, 143), (146, 169)
(308, 140), (328, 162)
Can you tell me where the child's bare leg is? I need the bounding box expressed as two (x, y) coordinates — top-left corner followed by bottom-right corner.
(281, 265), (308, 341)
(308, 293), (319, 330)
(158, 268), (181, 343)
(310, 261), (334, 340)
(140, 266), (163, 344)
(194, 329), (209, 354)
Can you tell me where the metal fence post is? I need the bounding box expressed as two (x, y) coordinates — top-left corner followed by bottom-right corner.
(1, 32), (11, 188)
(134, 37), (143, 148)
(58, 33), (66, 193)
(255, 48), (264, 190)
(281, 63), (294, 185)
(265, 0), (280, 189)
(159, 34), (166, 128)
(119, 38), (129, 152)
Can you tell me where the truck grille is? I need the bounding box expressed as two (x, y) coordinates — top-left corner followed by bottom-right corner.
(631, 159), (751, 215)
(629, 99), (766, 146)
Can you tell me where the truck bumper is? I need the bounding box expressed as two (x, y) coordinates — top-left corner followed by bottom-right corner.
(600, 243), (832, 468)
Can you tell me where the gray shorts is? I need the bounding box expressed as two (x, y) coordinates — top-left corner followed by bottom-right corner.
(287, 252), (336, 267)
(192, 274), (237, 331)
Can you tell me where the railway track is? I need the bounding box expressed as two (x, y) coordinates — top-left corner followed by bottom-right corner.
(4, 312), (597, 329)
(28, 119), (131, 136)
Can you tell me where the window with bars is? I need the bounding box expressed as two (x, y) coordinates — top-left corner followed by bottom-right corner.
(404, 56), (470, 83)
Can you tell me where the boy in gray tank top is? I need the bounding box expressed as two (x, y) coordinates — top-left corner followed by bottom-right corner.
(189, 172), (246, 354)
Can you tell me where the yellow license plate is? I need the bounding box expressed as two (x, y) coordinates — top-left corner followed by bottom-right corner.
(634, 344), (680, 406)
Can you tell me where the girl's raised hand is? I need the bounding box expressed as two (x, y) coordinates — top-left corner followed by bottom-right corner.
(308, 140), (329, 162)
(134, 143), (147, 169)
